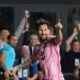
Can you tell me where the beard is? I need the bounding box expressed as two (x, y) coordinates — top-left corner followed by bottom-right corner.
(39, 36), (48, 43)
(40, 35), (47, 40)
(40, 36), (47, 40)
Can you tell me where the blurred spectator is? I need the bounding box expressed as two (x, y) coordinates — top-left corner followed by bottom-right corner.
(64, 39), (80, 73)
(22, 11), (36, 45)
(0, 15), (27, 50)
(29, 33), (40, 80)
(65, 27), (79, 52)
(0, 16), (26, 50)
(63, 27), (80, 73)
(14, 11), (34, 58)
(15, 11), (36, 59)
(0, 29), (10, 49)
(13, 45), (38, 80)
(0, 34), (17, 80)
(61, 26), (80, 80)
(29, 33), (40, 56)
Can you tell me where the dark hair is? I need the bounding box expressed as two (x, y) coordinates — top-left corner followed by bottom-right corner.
(37, 19), (51, 30)
(71, 39), (80, 45)
(7, 34), (16, 41)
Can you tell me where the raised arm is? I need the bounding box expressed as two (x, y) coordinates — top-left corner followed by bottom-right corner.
(54, 19), (63, 44)
(15, 10), (30, 39)
(14, 17), (26, 39)
(65, 27), (78, 52)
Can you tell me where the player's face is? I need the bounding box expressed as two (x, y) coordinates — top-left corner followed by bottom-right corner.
(38, 24), (50, 40)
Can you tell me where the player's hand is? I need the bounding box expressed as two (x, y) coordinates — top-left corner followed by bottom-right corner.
(55, 19), (63, 29)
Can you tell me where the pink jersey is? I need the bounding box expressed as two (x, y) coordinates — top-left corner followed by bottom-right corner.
(40, 43), (64, 80)
(34, 38), (64, 80)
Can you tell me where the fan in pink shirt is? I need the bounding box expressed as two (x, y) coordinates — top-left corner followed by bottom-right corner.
(33, 19), (65, 80)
